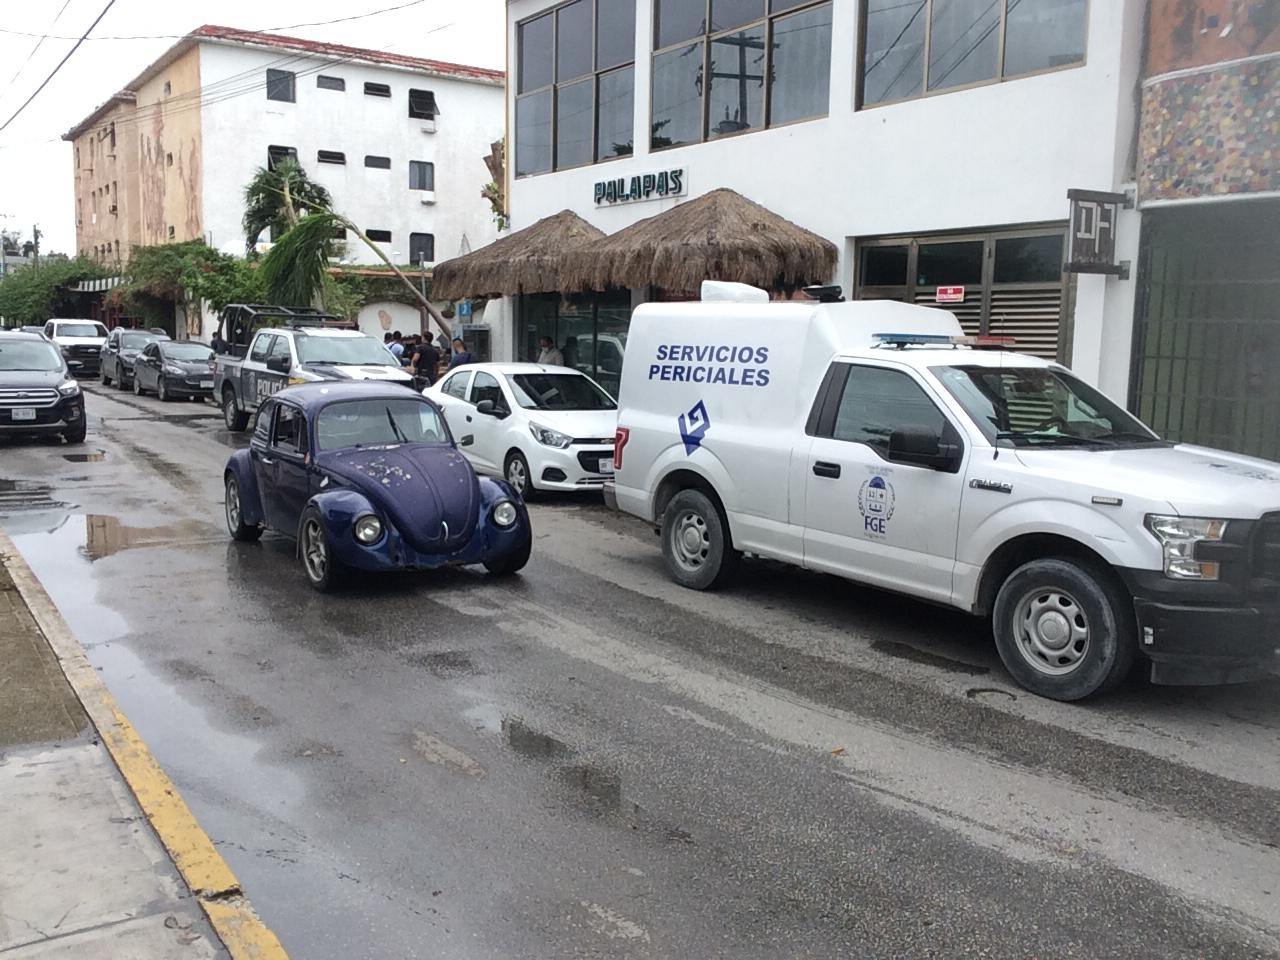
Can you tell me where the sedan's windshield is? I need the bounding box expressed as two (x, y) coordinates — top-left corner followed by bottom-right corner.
(296, 336), (398, 366)
(121, 332), (163, 350)
(164, 343), (214, 362)
(508, 372), (616, 410)
(0, 340), (63, 372)
(316, 398), (449, 450)
(933, 365), (1162, 447)
(56, 322), (107, 338)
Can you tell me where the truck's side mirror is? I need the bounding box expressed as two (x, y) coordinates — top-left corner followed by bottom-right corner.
(266, 356), (290, 374)
(889, 426), (961, 472)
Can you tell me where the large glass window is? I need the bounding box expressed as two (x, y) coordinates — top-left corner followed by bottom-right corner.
(518, 292), (630, 397)
(516, 0), (637, 176)
(651, 0), (831, 150)
(861, 0), (1087, 107)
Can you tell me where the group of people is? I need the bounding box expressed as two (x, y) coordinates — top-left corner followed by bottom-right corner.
(383, 330), (474, 386)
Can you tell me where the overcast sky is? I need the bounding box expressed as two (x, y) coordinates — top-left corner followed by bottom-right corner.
(0, 0), (505, 255)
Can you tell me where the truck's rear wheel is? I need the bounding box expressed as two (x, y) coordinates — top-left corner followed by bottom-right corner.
(223, 388), (249, 432)
(992, 558), (1136, 701)
(661, 489), (740, 591)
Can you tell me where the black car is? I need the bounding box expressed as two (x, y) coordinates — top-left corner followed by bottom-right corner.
(133, 340), (216, 401)
(101, 327), (169, 389)
(0, 331), (87, 444)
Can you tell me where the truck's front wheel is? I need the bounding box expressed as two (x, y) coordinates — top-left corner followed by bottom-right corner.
(661, 489), (740, 591)
(223, 388), (249, 432)
(992, 558), (1136, 701)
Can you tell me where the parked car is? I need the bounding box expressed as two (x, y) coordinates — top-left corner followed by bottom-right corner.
(18, 326), (48, 339)
(44, 319), (108, 377)
(426, 362), (617, 499)
(606, 280), (1280, 701)
(101, 327), (170, 389)
(222, 383), (532, 591)
(132, 340), (216, 401)
(0, 330), (86, 443)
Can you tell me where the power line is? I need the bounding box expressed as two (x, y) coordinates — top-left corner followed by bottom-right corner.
(0, 0), (119, 135)
(2, 0), (74, 98)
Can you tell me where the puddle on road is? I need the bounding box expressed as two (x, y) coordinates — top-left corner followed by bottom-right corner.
(503, 716), (573, 760)
(871, 639), (990, 677)
(0, 478), (72, 514)
(63, 450), (107, 463)
(82, 513), (222, 561)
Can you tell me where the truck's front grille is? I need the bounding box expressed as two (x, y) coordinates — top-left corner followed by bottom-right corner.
(0, 387), (59, 408)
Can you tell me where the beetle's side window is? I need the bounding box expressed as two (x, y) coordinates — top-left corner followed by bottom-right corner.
(442, 372), (469, 399)
(250, 334), (273, 363)
(830, 365), (947, 454)
(253, 401), (275, 443)
(272, 404), (306, 454)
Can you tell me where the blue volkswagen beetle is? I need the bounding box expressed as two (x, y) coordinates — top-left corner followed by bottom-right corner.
(222, 382), (531, 591)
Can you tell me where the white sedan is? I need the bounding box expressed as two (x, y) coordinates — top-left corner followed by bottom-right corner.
(425, 363), (617, 499)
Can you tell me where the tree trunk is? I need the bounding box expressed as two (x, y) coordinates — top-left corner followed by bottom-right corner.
(340, 216), (451, 339)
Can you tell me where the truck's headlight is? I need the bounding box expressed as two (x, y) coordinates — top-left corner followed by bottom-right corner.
(56, 379), (81, 397)
(1145, 515), (1228, 580)
(492, 499), (518, 528)
(354, 514), (383, 544)
(529, 422), (571, 449)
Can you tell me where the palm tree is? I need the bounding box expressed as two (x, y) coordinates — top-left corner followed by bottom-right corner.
(242, 159), (333, 252)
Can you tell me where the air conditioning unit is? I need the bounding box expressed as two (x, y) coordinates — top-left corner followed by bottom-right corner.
(420, 119), (437, 134)
(418, 191), (437, 205)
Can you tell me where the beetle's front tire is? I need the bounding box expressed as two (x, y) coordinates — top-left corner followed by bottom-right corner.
(661, 489), (740, 591)
(992, 558), (1136, 701)
(299, 507), (346, 592)
(224, 475), (263, 543)
(484, 533), (531, 576)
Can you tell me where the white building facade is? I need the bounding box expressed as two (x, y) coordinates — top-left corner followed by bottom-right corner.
(498, 0), (1146, 401)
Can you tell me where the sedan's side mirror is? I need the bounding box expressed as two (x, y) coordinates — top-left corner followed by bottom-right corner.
(475, 399), (508, 418)
(888, 426), (961, 472)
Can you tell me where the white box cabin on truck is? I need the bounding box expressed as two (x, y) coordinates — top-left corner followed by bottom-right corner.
(606, 282), (1280, 701)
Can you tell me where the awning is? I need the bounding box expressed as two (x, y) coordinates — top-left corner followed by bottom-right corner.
(68, 276), (123, 293)
(560, 188), (838, 294)
(431, 210), (605, 300)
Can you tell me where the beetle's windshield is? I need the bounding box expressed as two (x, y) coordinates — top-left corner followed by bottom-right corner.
(315, 398), (449, 450)
(296, 336), (399, 366)
(932, 365), (1163, 448)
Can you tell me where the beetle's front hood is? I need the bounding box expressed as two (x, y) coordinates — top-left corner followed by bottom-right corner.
(318, 444), (479, 551)
(1014, 444), (1280, 518)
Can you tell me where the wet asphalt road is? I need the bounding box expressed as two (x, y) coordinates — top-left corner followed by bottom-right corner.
(2, 382), (1279, 960)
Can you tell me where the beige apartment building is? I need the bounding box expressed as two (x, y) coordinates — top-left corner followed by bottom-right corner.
(65, 93), (141, 265)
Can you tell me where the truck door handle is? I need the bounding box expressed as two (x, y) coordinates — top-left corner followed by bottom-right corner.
(812, 461), (841, 479)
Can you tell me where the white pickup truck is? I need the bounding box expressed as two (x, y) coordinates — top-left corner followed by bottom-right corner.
(605, 282), (1280, 701)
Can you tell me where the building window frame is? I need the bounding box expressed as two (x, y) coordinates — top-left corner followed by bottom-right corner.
(317, 150), (346, 165)
(364, 82), (393, 98)
(266, 68), (297, 103)
(408, 89), (438, 120)
(364, 155), (392, 170)
(267, 145), (298, 170)
(317, 75), (346, 91)
(856, 0), (1090, 110)
(409, 160), (435, 191)
(515, 0), (638, 178)
(365, 229), (393, 243)
(409, 232), (435, 265)
(649, 0), (833, 153)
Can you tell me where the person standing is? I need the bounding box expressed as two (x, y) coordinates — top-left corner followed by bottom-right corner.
(537, 336), (564, 366)
(414, 337), (439, 385)
(388, 331), (406, 363)
(447, 337), (475, 369)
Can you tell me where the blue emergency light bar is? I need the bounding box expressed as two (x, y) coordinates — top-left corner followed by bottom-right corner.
(873, 333), (1017, 349)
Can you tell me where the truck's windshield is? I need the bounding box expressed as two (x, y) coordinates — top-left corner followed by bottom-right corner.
(56, 322), (107, 338)
(296, 336), (398, 367)
(933, 365), (1163, 448)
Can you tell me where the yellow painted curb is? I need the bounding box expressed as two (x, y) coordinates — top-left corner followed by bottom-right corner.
(0, 529), (289, 960)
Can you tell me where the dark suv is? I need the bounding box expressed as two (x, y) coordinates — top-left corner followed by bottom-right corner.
(101, 327), (170, 389)
(0, 330), (87, 444)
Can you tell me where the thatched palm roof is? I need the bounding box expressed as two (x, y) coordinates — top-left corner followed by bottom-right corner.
(431, 210), (605, 300)
(561, 188), (838, 294)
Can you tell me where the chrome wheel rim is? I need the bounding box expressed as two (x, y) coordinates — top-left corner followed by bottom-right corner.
(1012, 587), (1090, 676)
(506, 458), (527, 494)
(301, 518), (327, 582)
(158, 381), (166, 400)
(132, 376), (141, 395)
(225, 478), (241, 531)
(223, 396), (236, 428)
(670, 510), (710, 572)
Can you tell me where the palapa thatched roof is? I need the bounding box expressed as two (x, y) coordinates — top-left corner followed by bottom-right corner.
(431, 210), (605, 300)
(560, 188), (838, 294)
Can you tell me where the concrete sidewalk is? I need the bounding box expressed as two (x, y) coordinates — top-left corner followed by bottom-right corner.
(0, 551), (228, 957)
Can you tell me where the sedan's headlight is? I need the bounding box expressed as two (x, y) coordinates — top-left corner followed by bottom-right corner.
(353, 514), (383, 544)
(163, 364), (184, 376)
(529, 421), (572, 449)
(492, 500), (518, 528)
(1145, 515), (1228, 580)
(56, 379), (81, 397)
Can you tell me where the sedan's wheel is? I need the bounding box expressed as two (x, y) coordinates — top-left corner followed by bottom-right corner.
(224, 475), (262, 542)
(299, 508), (345, 592)
(158, 379), (169, 402)
(504, 451), (536, 501)
(661, 489), (740, 591)
(101, 366), (112, 387)
(132, 374), (144, 396)
(115, 367), (128, 390)
(992, 558), (1136, 701)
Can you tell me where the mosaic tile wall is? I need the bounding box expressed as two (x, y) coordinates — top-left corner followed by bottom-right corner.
(1139, 56), (1280, 202)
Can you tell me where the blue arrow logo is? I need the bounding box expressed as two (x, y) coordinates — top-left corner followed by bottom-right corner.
(678, 400), (710, 455)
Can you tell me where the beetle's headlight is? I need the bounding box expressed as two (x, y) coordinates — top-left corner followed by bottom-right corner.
(354, 514), (383, 544)
(529, 421), (572, 449)
(56, 379), (81, 397)
(1145, 515), (1228, 580)
(492, 500), (518, 528)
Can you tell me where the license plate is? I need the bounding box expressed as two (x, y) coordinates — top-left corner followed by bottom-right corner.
(598, 458), (615, 474)
(200, 380), (214, 388)
(11, 408), (36, 421)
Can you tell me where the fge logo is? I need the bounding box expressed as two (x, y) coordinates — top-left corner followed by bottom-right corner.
(678, 400), (710, 455)
(857, 476), (896, 536)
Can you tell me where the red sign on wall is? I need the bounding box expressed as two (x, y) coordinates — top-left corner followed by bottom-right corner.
(935, 286), (965, 304)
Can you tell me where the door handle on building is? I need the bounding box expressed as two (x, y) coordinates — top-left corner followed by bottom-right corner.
(812, 461), (841, 479)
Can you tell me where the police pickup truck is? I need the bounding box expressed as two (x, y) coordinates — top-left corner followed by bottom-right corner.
(606, 281), (1280, 701)
(213, 304), (413, 432)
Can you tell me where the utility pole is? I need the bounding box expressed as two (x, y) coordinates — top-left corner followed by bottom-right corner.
(32, 224), (41, 267)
